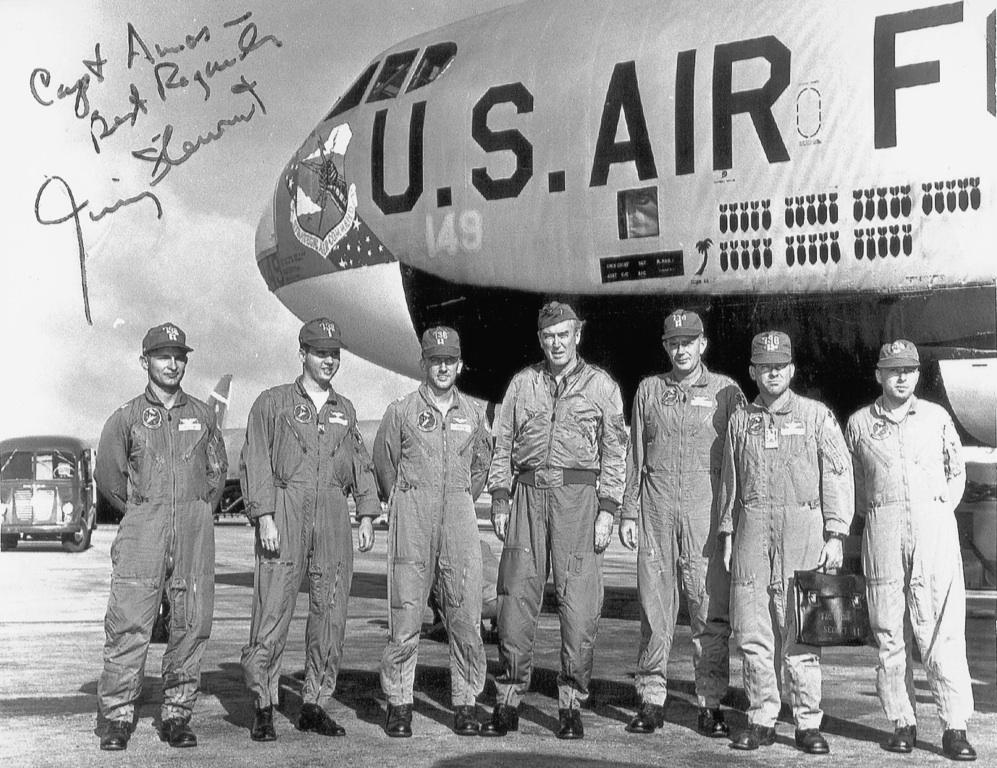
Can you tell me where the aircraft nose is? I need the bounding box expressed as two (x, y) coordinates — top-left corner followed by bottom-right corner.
(255, 192), (277, 265)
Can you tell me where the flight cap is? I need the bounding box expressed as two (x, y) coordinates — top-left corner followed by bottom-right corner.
(877, 339), (920, 369)
(421, 326), (461, 358)
(662, 309), (704, 340)
(538, 301), (579, 330)
(750, 330), (792, 365)
(142, 322), (193, 355)
(299, 317), (343, 351)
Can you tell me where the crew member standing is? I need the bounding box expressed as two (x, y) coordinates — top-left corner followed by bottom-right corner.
(620, 310), (744, 737)
(240, 318), (379, 742)
(719, 331), (853, 754)
(373, 326), (492, 738)
(845, 340), (976, 761)
(482, 301), (628, 740)
(95, 322), (227, 751)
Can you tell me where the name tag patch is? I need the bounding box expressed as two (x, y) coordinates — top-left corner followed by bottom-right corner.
(781, 421), (805, 436)
(691, 396), (713, 408)
(450, 423), (473, 433)
(328, 412), (349, 426)
(178, 418), (202, 432)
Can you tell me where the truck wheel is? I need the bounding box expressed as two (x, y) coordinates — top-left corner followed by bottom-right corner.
(62, 525), (92, 553)
(1, 535), (18, 551)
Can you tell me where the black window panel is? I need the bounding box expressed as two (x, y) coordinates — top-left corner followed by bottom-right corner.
(367, 49), (419, 102)
(407, 42), (457, 92)
(326, 61), (379, 120)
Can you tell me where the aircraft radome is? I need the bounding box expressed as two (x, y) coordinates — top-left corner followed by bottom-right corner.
(253, 0), (997, 446)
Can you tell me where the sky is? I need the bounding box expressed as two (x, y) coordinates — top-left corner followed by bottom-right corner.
(0, 0), (513, 439)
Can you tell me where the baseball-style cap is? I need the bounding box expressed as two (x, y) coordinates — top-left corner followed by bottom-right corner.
(662, 309), (704, 340)
(142, 322), (193, 355)
(421, 326), (461, 358)
(299, 317), (343, 351)
(750, 330), (792, 365)
(877, 339), (920, 368)
(538, 301), (579, 330)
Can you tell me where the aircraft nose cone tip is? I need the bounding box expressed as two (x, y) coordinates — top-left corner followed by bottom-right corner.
(255, 194), (277, 262)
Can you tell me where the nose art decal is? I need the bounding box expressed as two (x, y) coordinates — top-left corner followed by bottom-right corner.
(285, 123), (393, 268)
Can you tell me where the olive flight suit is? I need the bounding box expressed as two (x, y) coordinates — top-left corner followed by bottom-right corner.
(373, 385), (492, 707)
(95, 387), (227, 725)
(239, 379), (380, 711)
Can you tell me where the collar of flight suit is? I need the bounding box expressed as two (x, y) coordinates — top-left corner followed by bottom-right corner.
(143, 384), (188, 409)
(663, 362), (707, 391)
(417, 382), (467, 415)
(871, 394), (920, 424)
(752, 387), (796, 415)
(294, 375), (339, 406)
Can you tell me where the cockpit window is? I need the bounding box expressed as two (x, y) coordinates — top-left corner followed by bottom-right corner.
(326, 61), (379, 120)
(366, 50), (418, 102)
(407, 43), (457, 92)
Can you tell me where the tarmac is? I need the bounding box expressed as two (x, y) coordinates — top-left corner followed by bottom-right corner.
(1, 518), (994, 768)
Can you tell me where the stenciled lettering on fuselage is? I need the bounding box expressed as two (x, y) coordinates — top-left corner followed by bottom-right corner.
(265, 0), (996, 297)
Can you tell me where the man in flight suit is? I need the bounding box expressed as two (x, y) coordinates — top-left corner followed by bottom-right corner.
(95, 322), (227, 751)
(483, 301), (628, 740)
(620, 310), (744, 737)
(373, 326), (492, 738)
(719, 331), (853, 754)
(846, 340), (976, 761)
(240, 318), (379, 741)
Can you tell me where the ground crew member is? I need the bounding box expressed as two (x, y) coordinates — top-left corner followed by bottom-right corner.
(845, 340), (976, 761)
(482, 301), (628, 740)
(718, 331), (853, 754)
(240, 318), (379, 742)
(620, 310), (744, 737)
(373, 326), (492, 738)
(95, 322), (227, 751)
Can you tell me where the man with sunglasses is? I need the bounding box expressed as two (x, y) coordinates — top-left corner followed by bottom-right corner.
(95, 323), (228, 751)
(718, 331), (853, 755)
(845, 341), (976, 761)
(373, 326), (492, 738)
(240, 317), (380, 742)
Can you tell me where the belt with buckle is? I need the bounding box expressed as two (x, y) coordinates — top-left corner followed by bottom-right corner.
(516, 468), (597, 489)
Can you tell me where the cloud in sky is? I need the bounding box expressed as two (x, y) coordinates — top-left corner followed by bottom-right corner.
(1, 0), (511, 439)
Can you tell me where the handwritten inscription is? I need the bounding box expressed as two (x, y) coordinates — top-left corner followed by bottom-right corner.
(29, 10), (283, 323)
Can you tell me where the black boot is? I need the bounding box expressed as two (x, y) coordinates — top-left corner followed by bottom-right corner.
(250, 705), (277, 742)
(697, 708), (729, 738)
(480, 704), (519, 737)
(297, 703), (345, 737)
(942, 729), (976, 761)
(556, 708), (584, 740)
(453, 705), (480, 736)
(160, 718), (197, 748)
(385, 704), (413, 738)
(883, 724), (916, 754)
(731, 724), (776, 750)
(626, 702), (665, 734)
(795, 728), (830, 754)
(99, 721), (132, 751)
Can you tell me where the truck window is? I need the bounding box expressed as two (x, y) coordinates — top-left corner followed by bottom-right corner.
(1, 451), (32, 480)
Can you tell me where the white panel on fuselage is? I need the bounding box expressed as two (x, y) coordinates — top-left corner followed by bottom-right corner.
(274, 262), (422, 379)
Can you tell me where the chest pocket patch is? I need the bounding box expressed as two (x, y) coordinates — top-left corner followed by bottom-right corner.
(328, 411), (349, 426)
(293, 404), (311, 423)
(417, 410), (438, 432)
(142, 408), (162, 429)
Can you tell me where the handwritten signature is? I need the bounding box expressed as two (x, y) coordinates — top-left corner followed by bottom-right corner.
(34, 176), (163, 325)
(29, 10), (283, 322)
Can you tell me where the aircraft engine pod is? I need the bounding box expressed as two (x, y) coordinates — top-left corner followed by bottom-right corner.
(255, 0), (996, 441)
